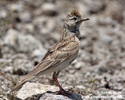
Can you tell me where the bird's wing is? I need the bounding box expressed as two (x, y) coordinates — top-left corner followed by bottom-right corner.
(11, 39), (79, 92)
(22, 39), (79, 79)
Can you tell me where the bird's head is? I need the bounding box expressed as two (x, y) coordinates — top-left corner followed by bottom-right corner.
(64, 9), (89, 31)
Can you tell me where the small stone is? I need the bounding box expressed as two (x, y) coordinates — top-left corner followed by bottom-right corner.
(104, 1), (124, 23)
(16, 23), (34, 33)
(113, 83), (123, 90)
(86, 0), (106, 14)
(122, 89), (125, 98)
(17, 34), (43, 52)
(33, 16), (46, 26)
(19, 11), (32, 22)
(75, 85), (86, 90)
(2, 66), (13, 73)
(40, 19), (55, 34)
(98, 66), (108, 73)
(8, 2), (24, 12)
(42, 3), (58, 16)
(75, 62), (84, 70)
(99, 32), (113, 44)
(69, 70), (75, 74)
(33, 16), (56, 34)
(77, 3), (88, 16)
(50, 32), (61, 41)
(4, 29), (19, 47)
(121, 62), (125, 68)
(0, 9), (7, 18)
(32, 49), (46, 62)
(13, 58), (34, 75)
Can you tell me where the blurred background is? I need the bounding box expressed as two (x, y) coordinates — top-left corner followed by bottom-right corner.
(0, 0), (125, 99)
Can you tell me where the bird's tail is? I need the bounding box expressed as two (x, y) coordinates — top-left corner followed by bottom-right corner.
(10, 76), (34, 93)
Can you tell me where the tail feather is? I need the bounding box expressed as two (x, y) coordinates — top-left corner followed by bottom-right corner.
(10, 76), (34, 92)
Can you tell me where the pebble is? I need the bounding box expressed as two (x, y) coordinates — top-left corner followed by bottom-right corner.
(33, 16), (56, 34)
(32, 49), (46, 62)
(4, 29), (19, 47)
(0, 9), (7, 18)
(17, 34), (43, 52)
(19, 11), (32, 22)
(75, 62), (85, 70)
(8, 1), (24, 12)
(99, 31), (113, 44)
(13, 58), (34, 75)
(42, 3), (58, 16)
(75, 85), (86, 90)
(16, 23), (34, 33)
(40, 19), (56, 34)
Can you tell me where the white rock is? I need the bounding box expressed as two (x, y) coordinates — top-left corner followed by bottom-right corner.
(77, 2), (88, 16)
(39, 92), (82, 100)
(99, 32), (113, 44)
(33, 16), (56, 34)
(19, 11), (32, 22)
(7, 1), (24, 12)
(16, 82), (59, 99)
(40, 19), (55, 34)
(4, 29), (19, 47)
(16, 82), (82, 100)
(75, 62), (84, 70)
(18, 34), (43, 52)
(32, 49), (46, 62)
(75, 85), (86, 90)
(33, 16), (47, 26)
(16, 23), (34, 33)
(13, 58), (34, 74)
(41, 3), (57, 16)
(0, 9), (7, 18)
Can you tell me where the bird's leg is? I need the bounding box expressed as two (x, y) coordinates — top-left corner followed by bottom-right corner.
(53, 71), (70, 95)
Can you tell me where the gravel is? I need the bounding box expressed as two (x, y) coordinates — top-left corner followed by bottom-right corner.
(0, 0), (125, 100)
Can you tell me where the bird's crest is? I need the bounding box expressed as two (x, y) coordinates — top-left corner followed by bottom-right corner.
(66, 9), (81, 19)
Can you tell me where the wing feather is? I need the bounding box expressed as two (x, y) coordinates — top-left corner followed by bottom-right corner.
(11, 38), (79, 92)
(21, 41), (79, 80)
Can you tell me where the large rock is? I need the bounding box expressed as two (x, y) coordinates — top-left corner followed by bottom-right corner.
(16, 82), (82, 100)
(39, 92), (82, 100)
(17, 34), (43, 52)
(4, 29), (44, 52)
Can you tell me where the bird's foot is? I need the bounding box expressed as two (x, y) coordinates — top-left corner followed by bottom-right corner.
(54, 88), (71, 95)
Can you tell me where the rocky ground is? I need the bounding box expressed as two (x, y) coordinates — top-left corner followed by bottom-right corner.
(0, 0), (125, 100)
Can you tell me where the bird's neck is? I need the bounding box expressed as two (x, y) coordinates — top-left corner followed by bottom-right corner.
(60, 24), (80, 40)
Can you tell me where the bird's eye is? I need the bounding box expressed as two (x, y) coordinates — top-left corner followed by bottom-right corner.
(69, 17), (77, 20)
(73, 17), (77, 20)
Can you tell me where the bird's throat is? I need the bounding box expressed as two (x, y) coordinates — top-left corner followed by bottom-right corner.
(61, 24), (80, 40)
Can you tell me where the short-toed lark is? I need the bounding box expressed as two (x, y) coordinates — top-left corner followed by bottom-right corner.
(11, 9), (89, 95)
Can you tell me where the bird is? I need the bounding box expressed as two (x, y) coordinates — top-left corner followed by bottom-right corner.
(11, 9), (89, 95)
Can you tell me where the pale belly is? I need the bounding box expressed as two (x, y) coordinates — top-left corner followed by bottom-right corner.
(38, 51), (79, 75)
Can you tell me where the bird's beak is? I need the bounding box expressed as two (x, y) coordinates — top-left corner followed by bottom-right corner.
(81, 18), (89, 22)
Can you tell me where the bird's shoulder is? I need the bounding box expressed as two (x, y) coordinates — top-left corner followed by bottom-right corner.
(42, 36), (79, 60)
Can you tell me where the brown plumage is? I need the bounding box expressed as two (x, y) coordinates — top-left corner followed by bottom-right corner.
(11, 9), (89, 95)
(66, 9), (81, 19)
